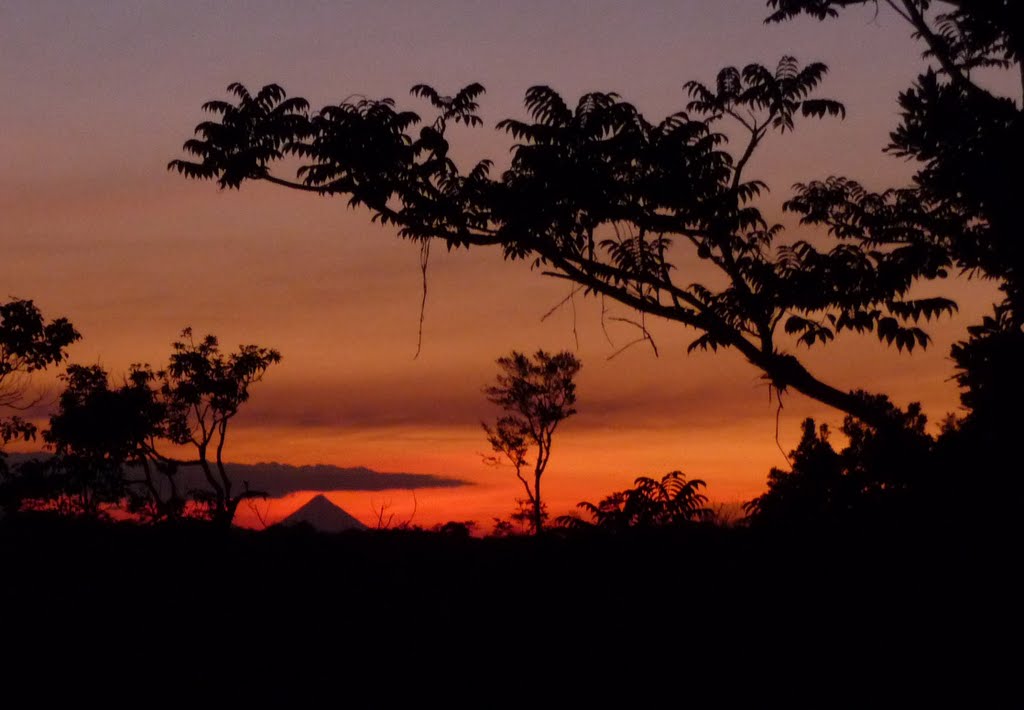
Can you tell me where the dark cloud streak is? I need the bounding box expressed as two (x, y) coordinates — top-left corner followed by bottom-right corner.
(214, 462), (468, 497)
(3, 454), (468, 497)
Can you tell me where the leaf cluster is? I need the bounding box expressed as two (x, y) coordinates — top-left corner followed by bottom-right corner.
(1, 299), (80, 403)
(159, 328), (281, 445)
(484, 350), (581, 439)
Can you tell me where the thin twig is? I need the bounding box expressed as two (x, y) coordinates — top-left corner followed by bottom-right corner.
(414, 240), (430, 359)
(607, 316), (659, 357)
(401, 490), (418, 529)
(600, 294), (615, 346)
(770, 384), (792, 466)
(539, 286), (584, 322)
(246, 496), (270, 530)
(570, 288), (579, 350)
(606, 336), (650, 360)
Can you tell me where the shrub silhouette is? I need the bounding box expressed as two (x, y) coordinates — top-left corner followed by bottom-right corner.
(559, 471), (710, 531)
(745, 399), (939, 528)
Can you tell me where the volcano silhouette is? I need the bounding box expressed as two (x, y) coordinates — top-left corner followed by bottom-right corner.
(281, 494), (367, 532)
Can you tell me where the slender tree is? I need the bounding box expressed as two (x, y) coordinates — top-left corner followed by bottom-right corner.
(157, 328), (281, 527)
(483, 350), (581, 536)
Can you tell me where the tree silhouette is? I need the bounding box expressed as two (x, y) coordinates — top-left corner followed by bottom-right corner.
(743, 418), (849, 527)
(38, 365), (163, 517)
(744, 399), (936, 527)
(0, 299), (80, 507)
(947, 304), (1024, 479)
(482, 350), (581, 536)
(765, 1), (1023, 439)
(155, 328), (281, 527)
(38, 363), (200, 521)
(171, 59), (958, 432)
(4, 330), (281, 525)
(558, 470), (710, 531)
(0, 299), (80, 445)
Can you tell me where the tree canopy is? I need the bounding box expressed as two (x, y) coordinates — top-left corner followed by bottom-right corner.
(765, 0), (1023, 467)
(768, 0), (1022, 312)
(155, 329), (282, 525)
(170, 57), (962, 431)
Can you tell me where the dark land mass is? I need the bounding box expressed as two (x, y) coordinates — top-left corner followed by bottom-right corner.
(0, 514), (1014, 703)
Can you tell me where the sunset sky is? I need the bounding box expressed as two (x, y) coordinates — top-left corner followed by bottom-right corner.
(1, 1), (1005, 529)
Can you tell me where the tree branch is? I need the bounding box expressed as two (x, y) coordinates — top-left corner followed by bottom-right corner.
(896, 0), (990, 99)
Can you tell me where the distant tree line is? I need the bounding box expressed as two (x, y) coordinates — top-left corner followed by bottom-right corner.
(1, 314), (279, 527)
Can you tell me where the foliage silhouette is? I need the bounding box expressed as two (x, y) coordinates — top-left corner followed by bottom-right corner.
(0, 299), (80, 442)
(432, 520), (476, 537)
(0, 299), (80, 508)
(744, 419), (850, 527)
(745, 399), (939, 528)
(946, 305), (1024, 488)
(30, 363), (194, 521)
(557, 470), (710, 532)
(490, 497), (550, 537)
(146, 328), (281, 527)
(482, 350), (580, 536)
(766, 1), (1024, 447)
(33, 364), (164, 517)
(171, 58), (960, 431)
(1, 329), (280, 526)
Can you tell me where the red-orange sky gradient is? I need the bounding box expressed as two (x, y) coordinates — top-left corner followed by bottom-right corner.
(1, 1), (1007, 530)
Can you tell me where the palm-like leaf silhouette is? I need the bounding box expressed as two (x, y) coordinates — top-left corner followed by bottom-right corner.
(557, 471), (710, 531)
(170, 83), (310, 189)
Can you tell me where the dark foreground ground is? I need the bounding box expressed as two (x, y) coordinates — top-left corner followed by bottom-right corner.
(0, 515), (1017, 703)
